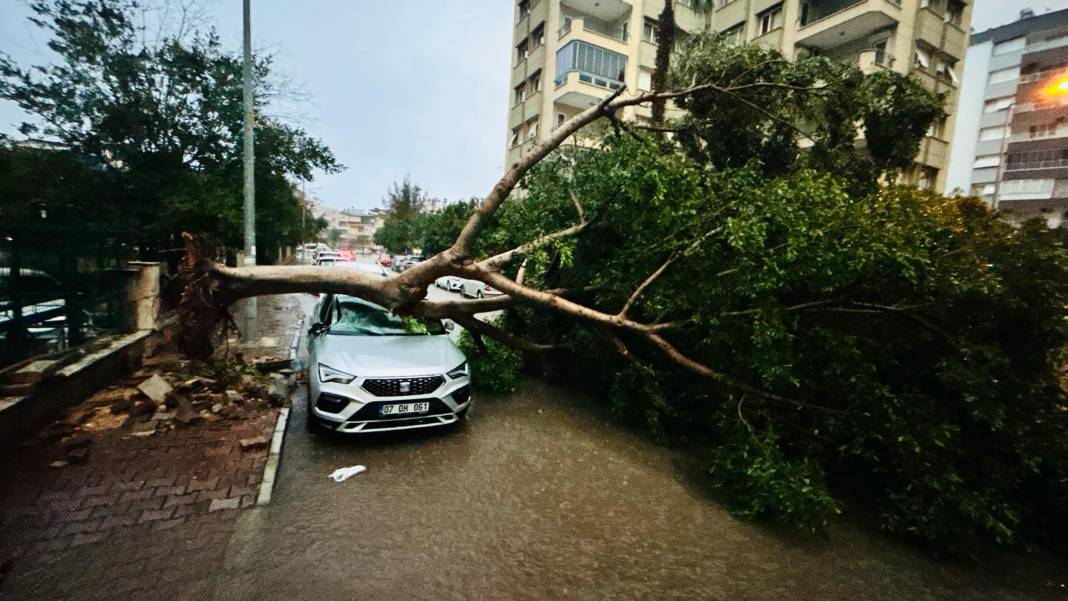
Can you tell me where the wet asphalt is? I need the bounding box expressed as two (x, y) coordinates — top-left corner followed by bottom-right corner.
(209, 268), (1058, 601)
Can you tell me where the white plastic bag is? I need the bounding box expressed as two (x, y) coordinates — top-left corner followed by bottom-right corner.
(329, 465), (366, 482)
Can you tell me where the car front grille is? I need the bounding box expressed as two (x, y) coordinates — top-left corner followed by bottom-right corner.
(361, 375), (445, 397)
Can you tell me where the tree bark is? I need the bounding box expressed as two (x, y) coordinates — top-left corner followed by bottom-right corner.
(651, 0), (675, 125)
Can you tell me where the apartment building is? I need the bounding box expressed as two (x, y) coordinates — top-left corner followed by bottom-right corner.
(945, 8), (1068, 227)
(506, 0), (972, 192)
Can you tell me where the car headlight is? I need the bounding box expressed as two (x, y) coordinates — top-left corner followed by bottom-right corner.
(446, 361), (468, 379)
(318, 363), (356, 384)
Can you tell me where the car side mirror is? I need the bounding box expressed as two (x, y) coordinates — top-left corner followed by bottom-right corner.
(309, 322), (327, 337)
(443, 320), (455, 332)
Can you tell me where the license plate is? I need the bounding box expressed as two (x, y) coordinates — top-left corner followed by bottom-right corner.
(379, 402), (430, 416)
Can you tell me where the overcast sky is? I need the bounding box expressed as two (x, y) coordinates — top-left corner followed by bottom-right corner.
(1, 0), (1067, 210)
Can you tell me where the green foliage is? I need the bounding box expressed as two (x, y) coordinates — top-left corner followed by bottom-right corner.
(457, 323), (523, 394)
(708, 426), (841, 534)
(431, 36), (1068, 551)
(0, 0), (340, 258)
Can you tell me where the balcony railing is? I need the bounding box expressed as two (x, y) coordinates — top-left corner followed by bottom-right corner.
(1007, 158), (1068, 171)
(799, 0), (901, 28)
(554, 69), (624, 91)
(559, 16), (628, 43)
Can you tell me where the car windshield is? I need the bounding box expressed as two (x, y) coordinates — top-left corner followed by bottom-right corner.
(329, 297), (445, 336)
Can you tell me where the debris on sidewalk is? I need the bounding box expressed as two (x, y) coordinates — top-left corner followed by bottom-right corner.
(239, 435), (270, 451)
(329, 465), (367, 482)
(137, 373), (174, 404)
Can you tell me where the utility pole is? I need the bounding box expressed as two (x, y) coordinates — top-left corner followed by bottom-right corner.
(241, 0), (257, 340)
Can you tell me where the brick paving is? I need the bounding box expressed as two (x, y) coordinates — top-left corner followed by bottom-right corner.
(0, 401), (279, 601)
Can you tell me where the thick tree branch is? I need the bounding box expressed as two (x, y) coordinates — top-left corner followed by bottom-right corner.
(452, 315), (555, 353)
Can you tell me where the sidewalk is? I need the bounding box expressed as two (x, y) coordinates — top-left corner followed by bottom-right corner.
(0, 295), (305, 601)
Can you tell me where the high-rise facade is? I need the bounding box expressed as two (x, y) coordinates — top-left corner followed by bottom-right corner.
(507, 0), (972, 192)
(945, 8), (1068, 227)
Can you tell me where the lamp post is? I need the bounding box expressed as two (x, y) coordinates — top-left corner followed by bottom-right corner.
(241, 0), (257, 341)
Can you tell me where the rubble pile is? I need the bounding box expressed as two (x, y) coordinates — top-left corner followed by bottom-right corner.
(34, 352), (295, 465)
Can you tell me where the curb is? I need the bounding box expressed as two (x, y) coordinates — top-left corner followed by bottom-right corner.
(256, 407), (289, 506)
(288, 317), (303, 362)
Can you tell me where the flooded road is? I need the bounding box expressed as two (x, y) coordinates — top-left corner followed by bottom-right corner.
(212, 290), (1055, 601)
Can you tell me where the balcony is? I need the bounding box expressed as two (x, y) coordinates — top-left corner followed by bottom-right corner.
(558, 16), (629, 54)
(915, 7), (966, 59)
(554, 70), (622, 110)
(796, 0), (901, 50)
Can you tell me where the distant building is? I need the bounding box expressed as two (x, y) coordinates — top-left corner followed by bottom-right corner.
(945, 8), (1068, 227)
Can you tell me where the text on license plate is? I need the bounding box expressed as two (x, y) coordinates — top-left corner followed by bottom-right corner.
(380, 402), (430, 416)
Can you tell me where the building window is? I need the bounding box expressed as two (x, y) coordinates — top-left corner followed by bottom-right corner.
(935, 59), (959, 84)
(556, 113), (566, 129)
(516, 39), (528, 64)
(642, 18), (657, 44)
(1000, 178), (1055, 200)
(973, 155), (1001, 169)
(757, 4), (783, 36)
(514, 83), (526, 106)
(638, 67), (653, 91)
(527, 118), (539, 140)
(722, 22), (745, 46)
(916, 166), (938, 190)
(993, 36), (1026, 56)
(531, 23), (545, 48)
(979, 126), (1006, 141)
(927, 118), (946, 139)
(988, 66), (1020, 85)
(555, 40), (627, 87)
(518, 0), (530, 18)
(914, 47), (930, 71)
(983, 97), (1013, 113)
(509, 126), (520, 147)
(528, 70), (542, 94)
(971, 183), (996, 196)
(946, 0), (964, 26)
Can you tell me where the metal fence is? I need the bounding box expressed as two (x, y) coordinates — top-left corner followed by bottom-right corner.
(0, 224), (136, 367)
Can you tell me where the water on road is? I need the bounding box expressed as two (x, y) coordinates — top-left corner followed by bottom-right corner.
(211, 287), (1056, 601)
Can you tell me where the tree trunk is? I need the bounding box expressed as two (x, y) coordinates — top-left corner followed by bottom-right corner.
(651, 0), (675, 125)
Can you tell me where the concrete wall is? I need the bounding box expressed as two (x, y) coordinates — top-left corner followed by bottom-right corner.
(945, 40), (992, 196)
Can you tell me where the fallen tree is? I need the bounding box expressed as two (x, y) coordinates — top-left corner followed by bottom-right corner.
(178, 36), (1068, 553)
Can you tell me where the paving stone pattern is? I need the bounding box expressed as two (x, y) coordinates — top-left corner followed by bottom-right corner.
(0, 410), (279, 601)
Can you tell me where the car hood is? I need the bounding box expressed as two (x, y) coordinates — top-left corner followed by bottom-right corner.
(318, 333), (466, 377)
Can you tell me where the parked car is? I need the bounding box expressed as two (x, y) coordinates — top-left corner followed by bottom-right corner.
(378, 256), (392, 267)
(435, 275), (463, 292)
(460, 279), (503, 299)
(306, 294), (471, 433)
(337, 261), (390, 278)
(315, 251), (340, 266)
(391, 255), (408, 272)
(337, 248), (354, 261)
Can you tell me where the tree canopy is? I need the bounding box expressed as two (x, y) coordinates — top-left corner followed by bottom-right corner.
(0, 0), (339, 260)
